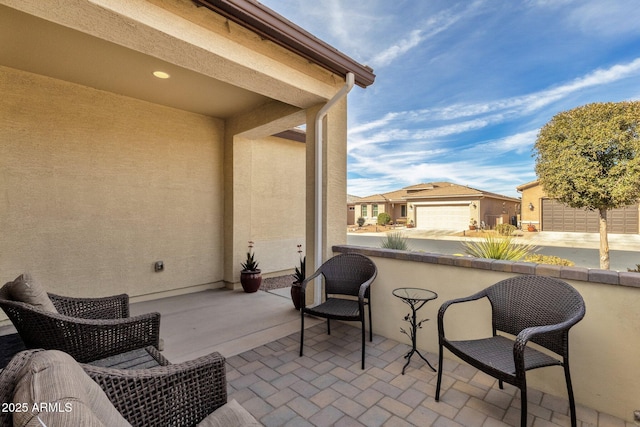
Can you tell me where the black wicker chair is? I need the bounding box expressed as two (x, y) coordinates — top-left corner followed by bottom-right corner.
(0, 283), (161, 364)
(299, 253), (377, 369)
(435, 275), (585, 427)
(0, 348), (227, 427)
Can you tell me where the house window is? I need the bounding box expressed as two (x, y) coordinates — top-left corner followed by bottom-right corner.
(372, 204), (378, 217)
(401, 204), (407, 217)
(362, 205), (368, 217)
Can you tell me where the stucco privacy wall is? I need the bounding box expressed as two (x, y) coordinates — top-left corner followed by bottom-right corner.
(334, 245), (640, 422)
(0, 66), (225, 304)
(249, 136), (306, 275)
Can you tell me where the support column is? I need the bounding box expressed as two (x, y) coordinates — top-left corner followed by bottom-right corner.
(223, 134), (254, 288)
(305, 99), (348, 303)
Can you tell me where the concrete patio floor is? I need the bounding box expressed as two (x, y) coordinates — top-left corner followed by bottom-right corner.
(130, 288), (631, 427)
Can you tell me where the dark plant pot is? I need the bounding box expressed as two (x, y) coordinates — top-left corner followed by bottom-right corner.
(240, 270), (262, 293)
(291, 282), (302, 310)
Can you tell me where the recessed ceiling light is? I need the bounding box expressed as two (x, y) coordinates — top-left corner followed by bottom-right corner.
(153, 71), (170, 79)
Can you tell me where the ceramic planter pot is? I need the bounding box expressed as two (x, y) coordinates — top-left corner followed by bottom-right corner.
(291, 282), (302, 310)
(240, 270), (262, 293)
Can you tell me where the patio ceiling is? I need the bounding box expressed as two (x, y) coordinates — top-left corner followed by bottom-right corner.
(0, 4), (269, 118)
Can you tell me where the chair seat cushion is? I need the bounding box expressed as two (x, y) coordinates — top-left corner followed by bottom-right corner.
(304, 298), (360, 320)
(196, 399), (261, 427)
(12, 350), (131, 427)
(4, 274), (58, 313)
(446, 335), (562, 376)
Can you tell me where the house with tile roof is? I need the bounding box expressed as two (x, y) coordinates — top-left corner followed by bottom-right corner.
(517, 180), (639, 233)
(353, 182), (520, 231)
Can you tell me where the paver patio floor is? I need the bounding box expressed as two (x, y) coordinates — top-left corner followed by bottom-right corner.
(226, 321), (630, 427)
(3, 288), (630, 426)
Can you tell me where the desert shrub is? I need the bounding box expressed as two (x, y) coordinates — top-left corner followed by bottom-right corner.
(495, 223), (516, 236)
(357, 217), (365, 227)
(461, 235), (536, 261)
(524, 254), (574, 266)
(377, 212), (391, 225)
(380, 232), (409, 250)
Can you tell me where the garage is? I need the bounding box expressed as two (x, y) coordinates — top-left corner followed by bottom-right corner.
(415, 205), (469, 230)
(541, 199), (639, 234)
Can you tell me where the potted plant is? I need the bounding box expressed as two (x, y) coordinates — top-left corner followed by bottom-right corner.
(291, 244), (305, 310)
(469, 219), (477, 230)
(240, 241), (261, 293)
(527, 223), (537, 232)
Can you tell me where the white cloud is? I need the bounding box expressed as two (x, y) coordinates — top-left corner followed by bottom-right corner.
(368, 1), (486, 68)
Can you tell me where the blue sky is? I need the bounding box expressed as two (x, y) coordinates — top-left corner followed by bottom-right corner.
(259, 0), (640, 198)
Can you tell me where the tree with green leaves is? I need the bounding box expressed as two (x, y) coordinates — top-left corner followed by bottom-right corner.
(534, 101), (640, 269)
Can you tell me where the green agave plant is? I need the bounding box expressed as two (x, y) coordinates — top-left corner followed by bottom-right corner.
(461, 235), (536, 261)
(380, 231), (409, 251)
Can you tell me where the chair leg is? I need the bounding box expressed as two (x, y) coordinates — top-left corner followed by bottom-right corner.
(498, 380), (504, 389)
(519, 385), (527, 427)
(368, 303), (373, 342)
(361, 318), (365, 369)
(435, 343), (444, 401)
(564, 360), (577, 427)
(299, 311), (304, 357)
(327, 318), (331, 335)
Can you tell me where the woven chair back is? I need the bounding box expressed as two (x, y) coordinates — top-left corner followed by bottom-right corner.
(485, 275), (585, 355)
(320, 253), (377, 297)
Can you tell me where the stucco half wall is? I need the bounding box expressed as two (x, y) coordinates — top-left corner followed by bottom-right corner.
(333, 245), (640, 422)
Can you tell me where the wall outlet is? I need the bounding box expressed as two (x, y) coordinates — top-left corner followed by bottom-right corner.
(154, 261), (164, 272)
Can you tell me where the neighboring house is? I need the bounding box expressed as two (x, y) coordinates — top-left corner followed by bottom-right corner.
(0, 0), (375, 312)
(347, 194), (361, 225)
(354, 182), (520, 231)
(517, 180), (639, 234)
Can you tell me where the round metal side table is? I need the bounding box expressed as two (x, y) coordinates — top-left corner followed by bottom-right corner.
(392, 287), (438, 374)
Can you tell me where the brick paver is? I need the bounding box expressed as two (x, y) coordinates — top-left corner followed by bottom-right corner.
(227, 322), (631, 426)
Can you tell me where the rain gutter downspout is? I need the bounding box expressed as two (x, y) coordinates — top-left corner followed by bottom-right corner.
(314, 72), (355, 304)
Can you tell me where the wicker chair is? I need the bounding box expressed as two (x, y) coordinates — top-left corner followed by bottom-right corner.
(0, 284), (161, 363)
(435, 275), (585, 427)
(299, 253), (377, 369)
(0, 348), (227, 427)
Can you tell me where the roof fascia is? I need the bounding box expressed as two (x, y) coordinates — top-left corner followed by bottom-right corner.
(192, 0), (375, 88)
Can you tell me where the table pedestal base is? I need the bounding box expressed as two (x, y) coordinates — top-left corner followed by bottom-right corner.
(402, 347), (436, 374)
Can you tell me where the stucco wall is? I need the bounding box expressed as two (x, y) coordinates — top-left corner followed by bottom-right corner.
(249, 136), (306, 275)
(520, 184), (546, 226)
(334, 245), (640, 422)
(0, 66), (225, 300)
(478, 198), (518, 228)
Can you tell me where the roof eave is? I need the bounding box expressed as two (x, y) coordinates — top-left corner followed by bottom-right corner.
(192, 0), (375, 88)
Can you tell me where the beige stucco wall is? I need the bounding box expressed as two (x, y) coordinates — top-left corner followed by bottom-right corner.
(344, 248), (640, 422)
(478, 198), (518, 228)
(519, 184), (545, 226)
(0, 66), (225, 301)
(248, 136), (306, 275)
(357, 202), (388, 225)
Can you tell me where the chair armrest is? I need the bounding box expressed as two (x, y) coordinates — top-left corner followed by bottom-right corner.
(49, 293), (130, 319)
(299, 269), (325, 307)
(357, 274), (377, 302)
(513, 311), (585, 360)
(437, 290), (488, 340)
(9, 305), (161, 363)
(300, 269), (323, 292)
(83, 352), (227, 427)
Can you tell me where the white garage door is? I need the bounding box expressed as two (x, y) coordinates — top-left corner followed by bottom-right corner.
(415, 205), (469, 230)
